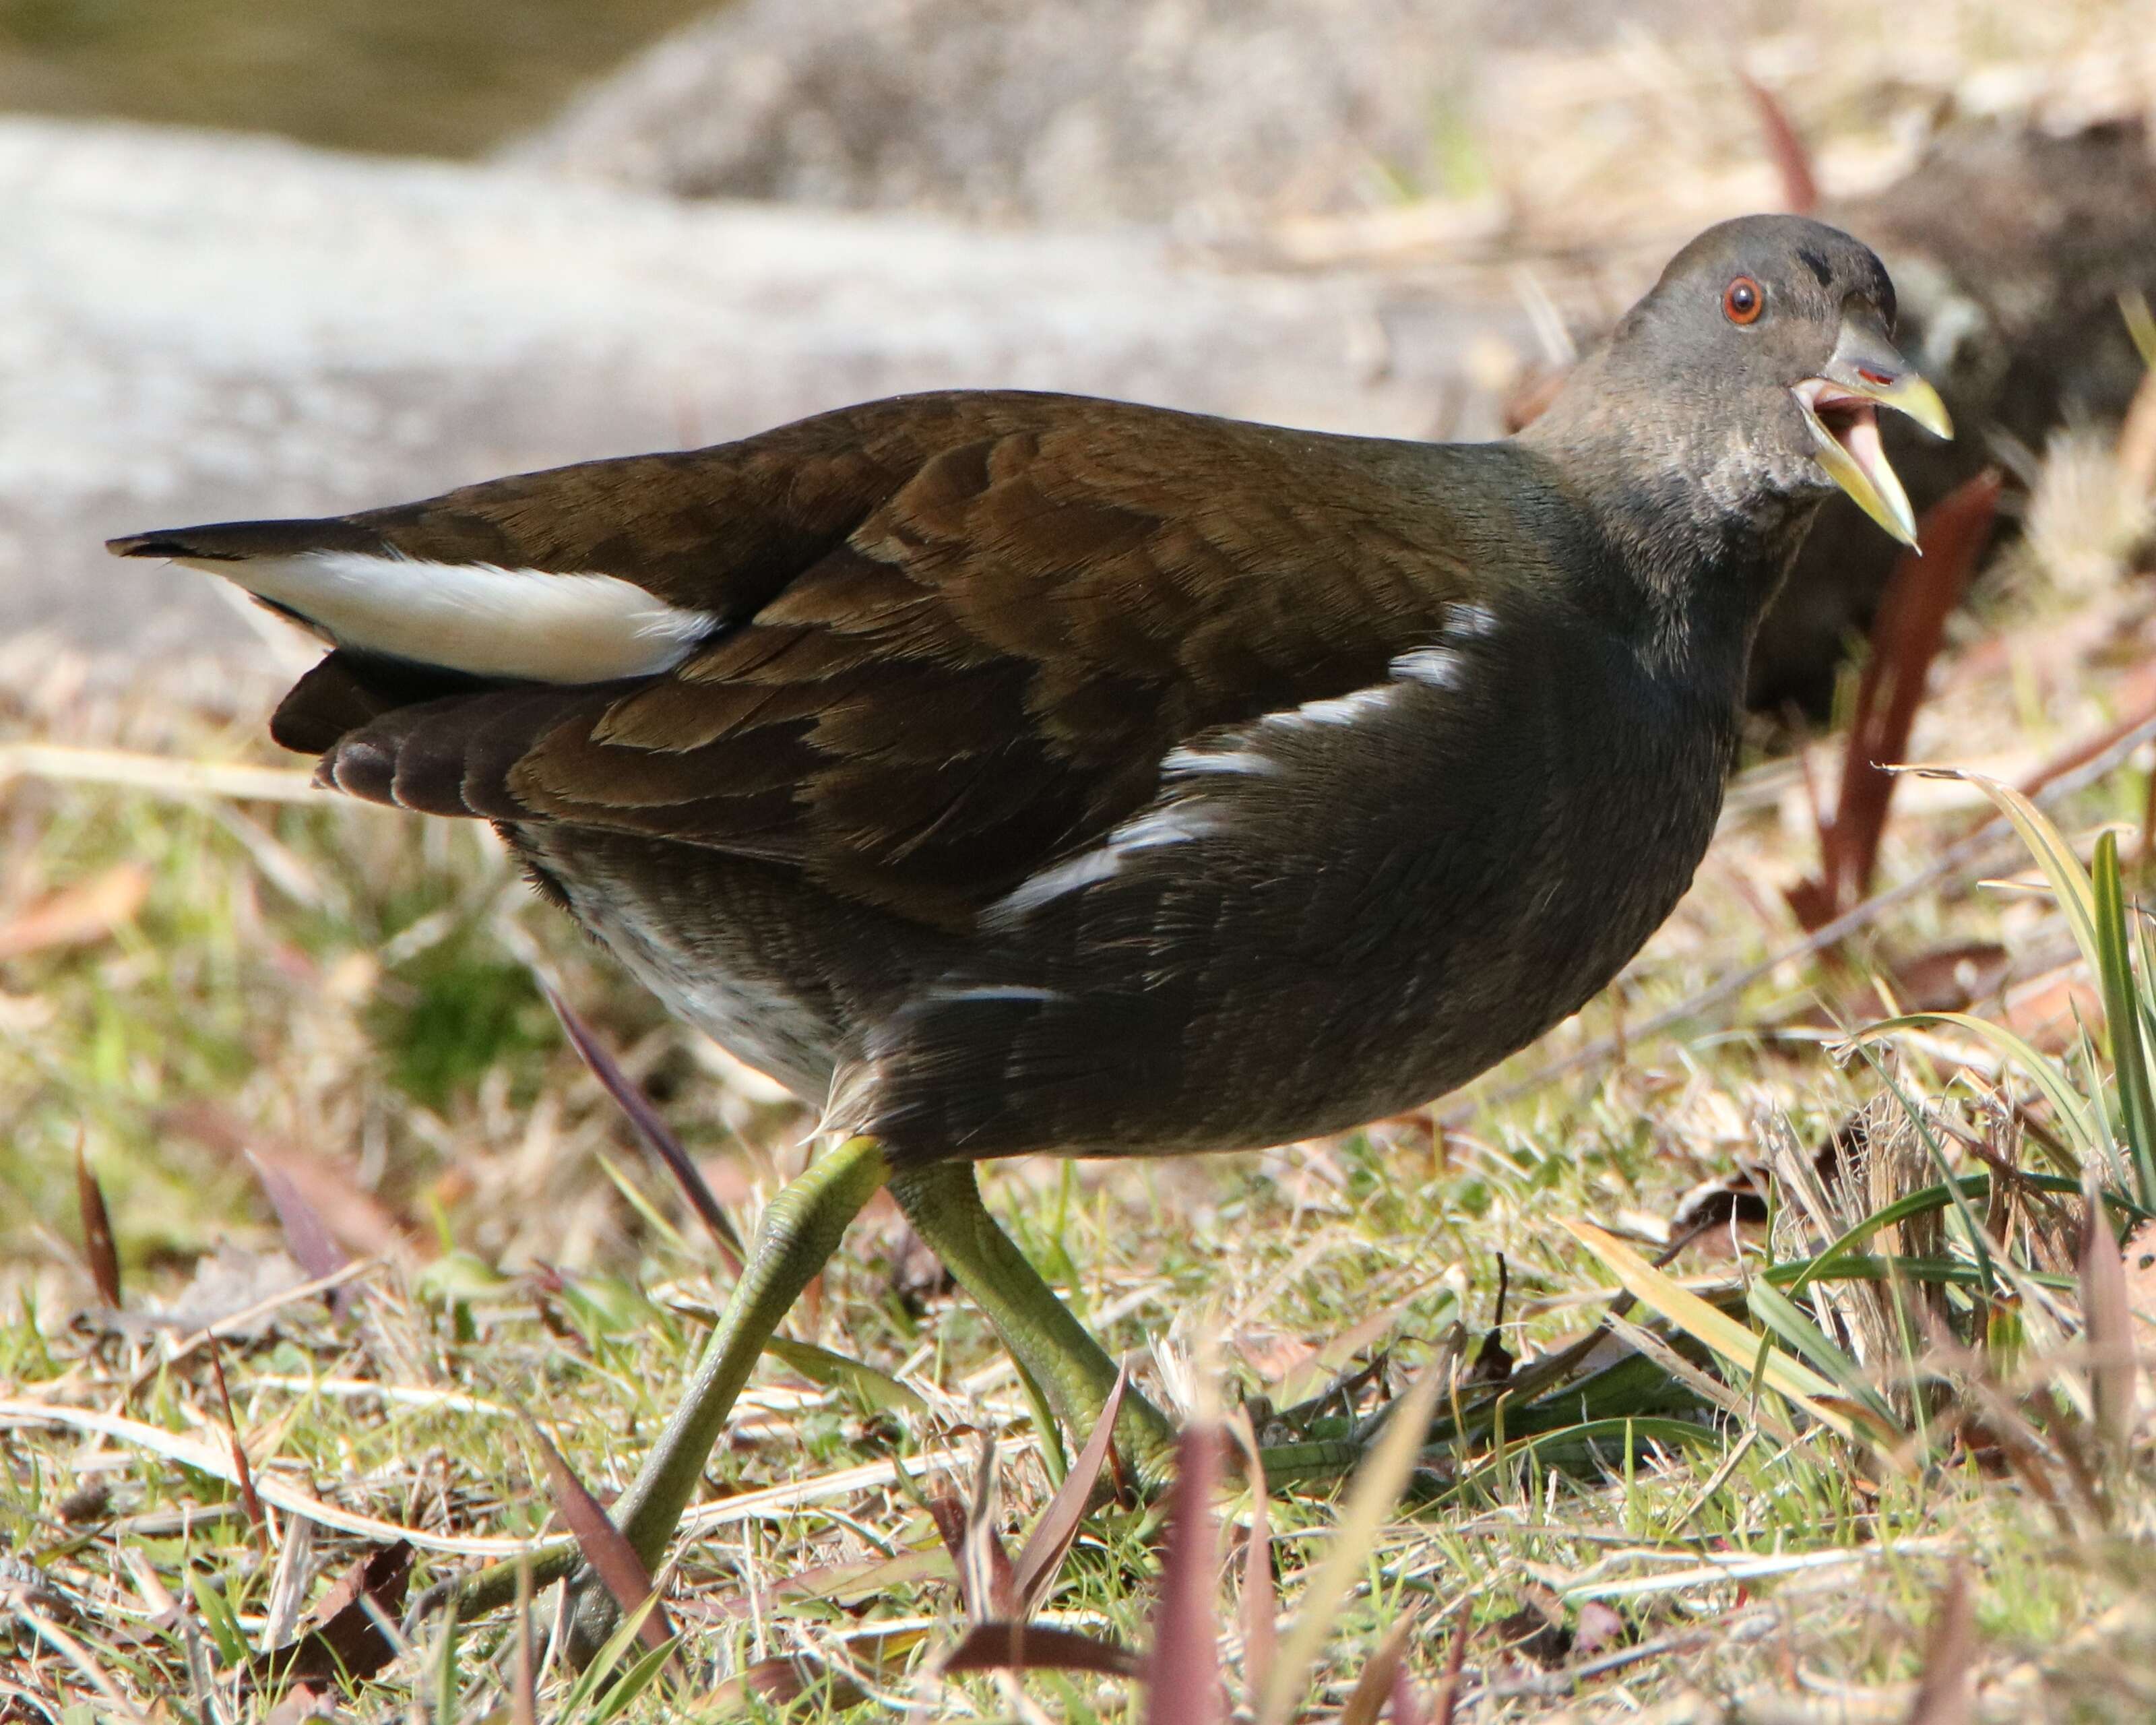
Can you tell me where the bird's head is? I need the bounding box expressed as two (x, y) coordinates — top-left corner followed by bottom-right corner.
(1536, 214), (1953, 550)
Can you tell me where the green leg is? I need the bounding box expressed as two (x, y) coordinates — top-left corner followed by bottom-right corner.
(446, 1135), (891, 1644)
(887, 1159), (1178, 1477)
(612, 1134), (892, 1565)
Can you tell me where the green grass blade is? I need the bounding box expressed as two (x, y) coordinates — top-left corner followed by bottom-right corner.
(1766, 1251), (2076, 1294)
(1745, 1281), (1901, 1433)
(590, 1635), (679, 1722)
(1255, 1356), (1447, 1725)
(2123, 286), (2156, 369)
(1558, 1220), (1859, 1441)
(763, 1336), (928, 1417)
(2092, 832), (2156, 1207)
(1851, 1046), (1999, 1301)
(1857, 1013), (2102, 1160)
(188, 1572), (247, 1668)
(557, 1590), (668, 1715)
(1780, 1173), (1988, 1302)
(1926, 769), (2101, 977)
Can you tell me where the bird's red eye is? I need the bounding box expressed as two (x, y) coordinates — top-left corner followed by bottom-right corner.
(1723, 276), (1763, 325)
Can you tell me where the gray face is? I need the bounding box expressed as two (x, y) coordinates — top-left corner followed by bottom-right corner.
(1592, 214), (1950, 546)
(1629, 214), (1897, 369)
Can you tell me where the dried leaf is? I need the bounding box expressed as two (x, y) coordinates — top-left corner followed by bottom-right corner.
(542, 980), (744, 1274)
(2117, 323), (2156, 496)
(511, 1560), (536, 1725)
(1787, 471), (2002, 931)
(1740, 71), (1820, 213)
(963, 1431), (1018, 1623)
(718, 1652), (870, 1711)
(926, 1495), (972, 1580)
(261, 1681), (330, 1725)
(926, 1486), (1016, 1625)
(1392, 1661), (1433, 1725)
(525, 1418), (675, 1657)
(75, 1138), (120, 1308)
(1430, 1606), (1470, 1725)
(249, 1541), (413, 1689)
(2121, 1222), (2156, 1339)
(1886, 941), (2011, 1015)
(0, 862), (149, 961)
(941, 1621), (1141, 1678)
(1145, 1420), (1226, 1725)
(208, 1339), (267, 1542)
(245, 1151), (355, 1316)
(168, 1102), (410, 1261)
(56, 1480), (110, 1525)
(1573, 1600), (1625, 1658)
(1904, 1563), (1974, 1725)
(1012, 1365), (1127, 1615)
(1229, 1409), (1277, 1709)
(2079, 1187), (2139, 1452)
(705, 1629), (927, 1710)
(1257, 1358), (1447, 1725)
(771, 1548), (949, 1609)
(1275, 1287), (1428, 1408)
(1495, 1586), (1570, 1666)
(1339, 1609), (1421, 1725)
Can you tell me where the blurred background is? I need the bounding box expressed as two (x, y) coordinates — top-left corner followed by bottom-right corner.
(2, 0), (2153, 1318)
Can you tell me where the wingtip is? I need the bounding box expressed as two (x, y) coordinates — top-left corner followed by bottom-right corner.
(104, 517), (378, 563)
(105, 531), (203, 560)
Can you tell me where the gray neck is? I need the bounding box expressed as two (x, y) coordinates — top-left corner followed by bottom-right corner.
(1517, 347), (1825, 700)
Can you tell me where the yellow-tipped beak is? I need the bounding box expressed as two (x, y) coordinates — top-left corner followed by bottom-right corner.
(1792, 319), (1953, 547)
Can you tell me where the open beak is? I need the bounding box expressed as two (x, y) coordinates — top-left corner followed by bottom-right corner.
(1792, 317), (1953, 546)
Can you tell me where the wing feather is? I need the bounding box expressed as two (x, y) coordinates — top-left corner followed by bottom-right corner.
(142, 392), (1535, 929)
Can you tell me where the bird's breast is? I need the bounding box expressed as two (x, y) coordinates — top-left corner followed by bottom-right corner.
(867, 614), (1737, 1161)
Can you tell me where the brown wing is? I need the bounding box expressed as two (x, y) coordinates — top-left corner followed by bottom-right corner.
(173, 392), (1506, 929)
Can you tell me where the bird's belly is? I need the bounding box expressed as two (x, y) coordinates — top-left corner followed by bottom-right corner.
(507, 826), (843, 1104)
(1258, 781), (1717, 1136)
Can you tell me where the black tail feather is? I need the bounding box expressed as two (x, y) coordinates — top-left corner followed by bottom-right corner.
(105, 517), (383, 563)
(269, 651), (497, 755)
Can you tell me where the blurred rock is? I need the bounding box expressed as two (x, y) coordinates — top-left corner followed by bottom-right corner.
(509, 0), (1715, 230)
(0, 117), (1521, 661)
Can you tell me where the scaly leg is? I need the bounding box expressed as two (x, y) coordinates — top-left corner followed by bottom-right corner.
(445, 1135), (891, 1645)
(887, 1158), (1178, 1476)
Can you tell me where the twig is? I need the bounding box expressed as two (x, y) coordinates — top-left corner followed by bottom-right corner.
(123, 1259), (382, 1395)
(0, 743), (322, 803)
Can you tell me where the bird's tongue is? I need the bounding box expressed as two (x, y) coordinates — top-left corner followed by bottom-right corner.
(1795, 383), (1920, 546)
(1833, 402), (1889, 491)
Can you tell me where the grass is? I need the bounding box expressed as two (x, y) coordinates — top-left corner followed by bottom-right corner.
(5, 460), (2156, 1720)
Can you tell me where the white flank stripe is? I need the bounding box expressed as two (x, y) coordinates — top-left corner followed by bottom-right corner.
(990, 848), (1122, 920)
(1161, 741), (1279, 778)
(1393, 646), (1466, 687)
(1109, 803), (1221, 850)
(188, 549), (718, 683)
(990, 796), (1225, 922)
(926, 984), (1067, 1005)
(1262, 684), (1398, 728)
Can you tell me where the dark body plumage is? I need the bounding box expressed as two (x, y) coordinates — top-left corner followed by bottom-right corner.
(114, 216), (1924, 1170)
